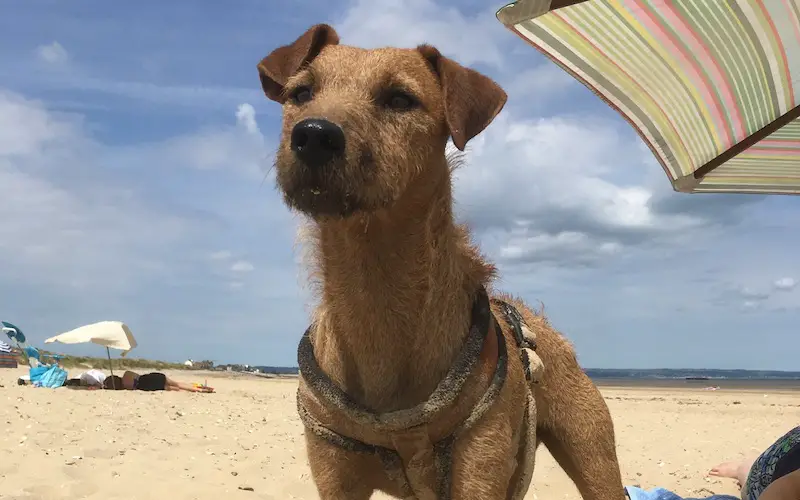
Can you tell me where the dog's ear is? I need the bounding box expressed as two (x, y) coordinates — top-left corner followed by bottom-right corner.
(417, 45), (507, 151)
(258, 24), (340, 103)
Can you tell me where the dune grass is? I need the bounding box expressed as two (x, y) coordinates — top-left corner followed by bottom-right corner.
(60, 356), (189, 371)
(22, 350), (190, 371)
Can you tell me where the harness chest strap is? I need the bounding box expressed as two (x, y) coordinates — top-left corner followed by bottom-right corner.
(298, 334), (509, 498)
(296, 289), (542, 499)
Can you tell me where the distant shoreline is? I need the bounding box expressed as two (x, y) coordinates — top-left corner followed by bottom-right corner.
(211, 372), (800, 392)
(38, 355), (799, 391)
(245, 368), (800, 392)
(591, 377), (800, 391)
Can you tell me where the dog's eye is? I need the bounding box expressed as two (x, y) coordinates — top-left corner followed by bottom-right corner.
(290, 86), (313, 104)
(385, 91), (417, 111)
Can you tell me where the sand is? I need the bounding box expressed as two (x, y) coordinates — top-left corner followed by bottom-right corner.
(2, 367), (798, 500)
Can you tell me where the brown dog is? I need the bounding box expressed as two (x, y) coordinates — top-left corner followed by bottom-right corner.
(258, 24), (624, 500)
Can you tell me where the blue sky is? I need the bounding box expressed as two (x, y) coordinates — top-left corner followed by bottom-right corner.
(1, 0), (797, 370)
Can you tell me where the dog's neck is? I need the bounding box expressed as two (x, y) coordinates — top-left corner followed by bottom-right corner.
(305, 157), (494, 412)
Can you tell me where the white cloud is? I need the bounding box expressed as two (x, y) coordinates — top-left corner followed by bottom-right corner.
(738, 287), (770, 300)
(126, 104), (268, 177)
(710, 277), (800, 312)
(36, 41), (69, 65)
(6, 52), (264, 114)
(62, 78), (263, 113)
(0, 92), (187, 289)
(0, 89), (270, 293)
(504, 63), (579, 101)
(209, 250), (233, 261)
(450, 114), (714, 266)
(230, 260), (255, 272)
(500, 231), (622, 266)
(0, 91), (79, 156)
(236, 103), (260, 135)
(335, 0), (504, 67)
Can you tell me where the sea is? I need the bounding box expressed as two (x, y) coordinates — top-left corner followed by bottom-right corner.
(585, 368), (800, 390)
(253, 366), (800, 390)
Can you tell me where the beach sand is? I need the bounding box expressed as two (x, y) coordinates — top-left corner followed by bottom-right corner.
(2, 367), (798, 499)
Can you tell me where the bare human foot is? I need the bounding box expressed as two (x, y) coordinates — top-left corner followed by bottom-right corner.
(710, 460), (743, 479)
(709, 453), (759, 488)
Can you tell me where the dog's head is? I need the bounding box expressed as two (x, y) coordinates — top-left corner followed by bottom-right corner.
(258, 24), (507, 218)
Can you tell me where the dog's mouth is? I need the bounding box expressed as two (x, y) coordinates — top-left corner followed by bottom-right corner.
(277, 165), (366, 219)
(277, 149), (384, 218)
(283, 185), (364, 218)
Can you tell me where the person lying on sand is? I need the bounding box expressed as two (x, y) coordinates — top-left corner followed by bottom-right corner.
(709, 425), (800, 500)
(103, 375), (124, 390)
(119, 370), (214, 393)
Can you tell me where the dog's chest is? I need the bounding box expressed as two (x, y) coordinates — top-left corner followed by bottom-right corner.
(297, 290), (545, 499)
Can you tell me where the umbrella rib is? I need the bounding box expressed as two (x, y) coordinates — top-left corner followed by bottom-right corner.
(497, 1), (589, 26)
(694, 105), (800, 180)
(550, 0), (588, 8)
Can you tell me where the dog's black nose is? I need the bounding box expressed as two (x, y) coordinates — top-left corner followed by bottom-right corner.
(291, 118), (345, 168)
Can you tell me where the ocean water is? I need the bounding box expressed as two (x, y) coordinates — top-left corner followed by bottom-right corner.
(254, 366), (800, 381)
(585, 368), (800, 389)
(584, 368), (800, 381)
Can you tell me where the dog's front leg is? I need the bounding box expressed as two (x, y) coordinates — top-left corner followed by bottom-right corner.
(536, 369), (625, 500)
(449, 398), (526, 499)
(305, 433), (378, 499)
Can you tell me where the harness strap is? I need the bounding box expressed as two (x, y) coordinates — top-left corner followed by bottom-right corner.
(297, 286), (494, 432)
(297, 315), (508, 499)
(391, 426), (438, 498)
(493, 300), (536, 350)
(492, 299), (542, 384)
(295, 290), (546, 499)
(490, 299), (541, 499)
(297, 402), (416, 497)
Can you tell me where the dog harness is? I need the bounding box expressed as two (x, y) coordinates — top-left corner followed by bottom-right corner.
(296, 286), (544, 499)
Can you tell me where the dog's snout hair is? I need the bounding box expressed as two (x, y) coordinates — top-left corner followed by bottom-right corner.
(257, 24), (507, 219)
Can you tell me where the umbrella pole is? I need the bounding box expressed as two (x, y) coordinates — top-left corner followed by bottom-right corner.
(16, 341), (29, 366)
(106, 347), (116, 390)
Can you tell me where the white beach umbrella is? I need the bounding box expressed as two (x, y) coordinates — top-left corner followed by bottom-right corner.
(45, 321), (138, 388)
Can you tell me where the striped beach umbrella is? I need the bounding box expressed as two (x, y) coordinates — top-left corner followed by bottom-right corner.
(497, 0), (800, 195)
(2, 320), (26, 344)
(0, 340), (17, 369)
